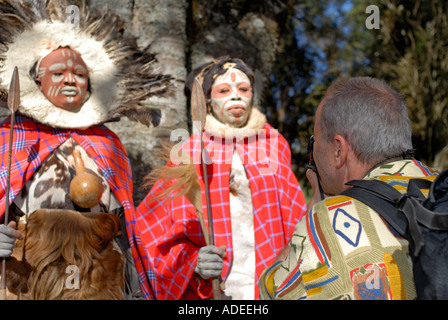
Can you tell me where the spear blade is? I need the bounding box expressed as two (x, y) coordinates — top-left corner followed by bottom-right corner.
(191, 78), (207, 133)
(4, 66), (19, 225)
(1, 66), (20, 299)
(8, 67), (20, 114)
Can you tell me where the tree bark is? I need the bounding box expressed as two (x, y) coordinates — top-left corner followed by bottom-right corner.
(92, 0), (189, 204)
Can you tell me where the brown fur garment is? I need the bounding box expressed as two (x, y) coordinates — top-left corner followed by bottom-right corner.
(4, 209), (125, 300)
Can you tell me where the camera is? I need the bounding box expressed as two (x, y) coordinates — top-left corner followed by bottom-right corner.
(305, 135), (317, 172)
(305, 135), (325, 200)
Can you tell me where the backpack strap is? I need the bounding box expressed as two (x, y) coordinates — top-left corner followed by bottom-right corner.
(343, 179), (407, 233)
(343, 177), (448, 257)
(342, 179), (425, 256)
(407, 178), (432, 200)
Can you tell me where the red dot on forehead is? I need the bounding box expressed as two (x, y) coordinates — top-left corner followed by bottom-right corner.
(230, 72), (236, 82)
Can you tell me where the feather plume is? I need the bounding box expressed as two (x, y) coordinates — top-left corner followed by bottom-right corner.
(142, 142), (202, 212)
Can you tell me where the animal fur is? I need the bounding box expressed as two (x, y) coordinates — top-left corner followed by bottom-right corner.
(4, 209), (125, 300)
(142, 142), (210, 241)
(143, 142), (202, 209)
(204, 108), (266, 140)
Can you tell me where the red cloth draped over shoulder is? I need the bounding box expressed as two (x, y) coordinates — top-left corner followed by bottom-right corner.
(135, 123), (307, 299)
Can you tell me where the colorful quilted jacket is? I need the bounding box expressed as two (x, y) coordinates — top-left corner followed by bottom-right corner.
(259, 159), (438, 300)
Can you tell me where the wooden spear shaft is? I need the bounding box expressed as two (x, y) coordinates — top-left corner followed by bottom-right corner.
(1, 67), (20, 300)
(191, 78), (221, 300)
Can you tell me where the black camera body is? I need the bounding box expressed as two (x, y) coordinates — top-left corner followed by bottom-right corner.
(304, 135), (325, 200)
(305, 135), (317, 172)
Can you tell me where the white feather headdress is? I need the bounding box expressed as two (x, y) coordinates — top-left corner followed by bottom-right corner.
(0, 0), (173, 129)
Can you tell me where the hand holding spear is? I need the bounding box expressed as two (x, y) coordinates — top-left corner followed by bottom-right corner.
(0, 67), (20, 300)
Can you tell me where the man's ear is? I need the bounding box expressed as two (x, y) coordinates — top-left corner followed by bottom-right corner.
(334, 134), (349, 169)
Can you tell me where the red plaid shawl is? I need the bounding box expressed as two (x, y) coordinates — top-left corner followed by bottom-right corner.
(0, 114), (150, 297)
(135, 123), (307, 299)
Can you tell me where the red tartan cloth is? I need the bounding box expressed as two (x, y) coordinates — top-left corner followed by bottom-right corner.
(0, 114), (151, 298)
(135, 123), (307, 299)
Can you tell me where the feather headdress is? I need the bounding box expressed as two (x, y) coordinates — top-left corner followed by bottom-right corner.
(0, 0), (173, 129)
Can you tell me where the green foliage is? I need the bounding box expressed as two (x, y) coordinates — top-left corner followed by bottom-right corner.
(363, 0), (448, 168)
(265, 0), (371, 186)
(266, 0), (448, 192)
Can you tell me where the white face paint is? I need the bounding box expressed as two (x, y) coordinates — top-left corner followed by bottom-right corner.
(36, 47), (89, 111)
(210, 67), (253, 127)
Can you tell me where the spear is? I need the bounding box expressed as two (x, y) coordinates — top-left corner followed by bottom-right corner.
(0, 67), (20, 300)
(191, 77), (221, 300)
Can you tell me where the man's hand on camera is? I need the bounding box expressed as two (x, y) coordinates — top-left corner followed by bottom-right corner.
(306, 168), (326, 209)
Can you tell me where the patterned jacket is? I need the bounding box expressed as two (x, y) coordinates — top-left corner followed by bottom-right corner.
(135, 118), (307, 300)
(259, 159), (438, 300)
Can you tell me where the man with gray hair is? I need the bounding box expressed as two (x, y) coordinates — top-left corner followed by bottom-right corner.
(259, 77), (438, 300)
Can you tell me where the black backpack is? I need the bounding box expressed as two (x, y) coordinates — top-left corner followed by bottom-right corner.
(341, 169), (448, 300)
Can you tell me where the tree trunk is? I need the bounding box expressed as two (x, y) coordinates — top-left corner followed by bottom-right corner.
(91, 0), (189, 204)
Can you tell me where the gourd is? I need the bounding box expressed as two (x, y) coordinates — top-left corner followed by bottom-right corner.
(69, 149), (103, 208)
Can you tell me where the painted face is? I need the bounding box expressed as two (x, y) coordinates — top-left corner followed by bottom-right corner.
(36, 47), (89, 111)
(210, 67), (253, 127)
